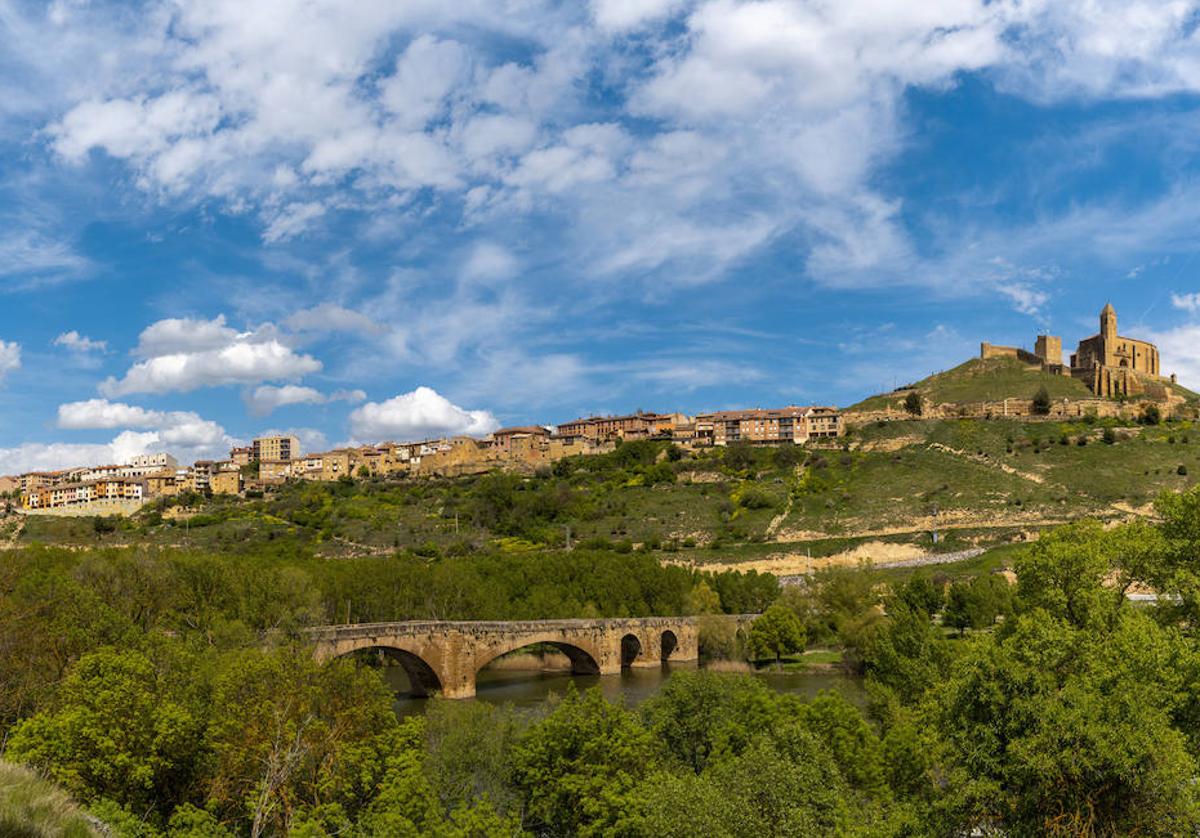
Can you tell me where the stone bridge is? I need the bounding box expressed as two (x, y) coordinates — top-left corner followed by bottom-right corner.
(308, 616), (705, 699)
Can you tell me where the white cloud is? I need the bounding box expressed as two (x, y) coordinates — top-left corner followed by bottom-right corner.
(53, 330), (107, 353)
(19, 0), (1200, 314)
(263, 202), (326, 243)
(134, 314), (239, 357)
(1171, 292), (1200, 315)
(1, 399), (237, 474)
(243, 385), (325, 416)
(0, 341), (20, 381)
(0, 231), (90, 288)
(592, 0), (683, 31)
(0, 428), (233, 476)
(285, 303), (383, 334)
(460, 242), (518, 284)
(349, 386), (499, 442)
(56, 399), (229, 449)
(1146, 324), (1200, 390)
(103, 314), (321, 396)
(244, 384), (367, 416)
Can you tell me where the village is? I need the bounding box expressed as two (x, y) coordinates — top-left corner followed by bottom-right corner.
(6, 405), (844, 515)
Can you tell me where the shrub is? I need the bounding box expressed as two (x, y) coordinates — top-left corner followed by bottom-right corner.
(903, 392), (922, 416)
(1178, 465), (1189, 476)
(1032, 386), (1051, 415)
(1103, 428), (1116, 445)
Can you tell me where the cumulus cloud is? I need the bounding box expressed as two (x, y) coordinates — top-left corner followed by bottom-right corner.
(243, 384), (365, 417)
(0, 428), (235, 476)
(0, 400), (237, 475)
(102, 314), (321, 396)
(53, 330), (107, 353)
(56, 398), (230, 450)
(0, 340), (19, 381)
(349, 386), (499, 442)
(133, 314), (239, 357)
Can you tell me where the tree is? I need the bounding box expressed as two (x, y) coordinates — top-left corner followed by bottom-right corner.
(928, 609), (1200, 836)
(723, 443), (755, 472)
(1032, 386), (1051, 415)
(5, 648), (203, 813)
(205, 648), (397, 836)
(747, 603), (806, 664)
(895, 573), (943, 617)
(943, 574), (1011, 635)
(511, 687), (656, 837)
(903, 391), (922, 416)
(356, 465), (371, 479)
(641, 671), (779, 773)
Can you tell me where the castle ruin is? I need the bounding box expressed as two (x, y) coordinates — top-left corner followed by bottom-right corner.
(981, 303), (1177, 400)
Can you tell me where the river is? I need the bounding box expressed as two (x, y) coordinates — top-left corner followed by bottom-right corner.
(384, 662), (866, 717)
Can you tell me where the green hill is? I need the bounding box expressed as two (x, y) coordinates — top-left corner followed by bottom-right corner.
(849, 356), (1094, 413)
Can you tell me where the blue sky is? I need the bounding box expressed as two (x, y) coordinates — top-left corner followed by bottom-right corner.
(5, 0), (1200, 471)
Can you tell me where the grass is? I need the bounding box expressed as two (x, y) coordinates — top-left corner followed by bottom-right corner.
(849, 356), (1098, 412)
(0, 761), (101, 838)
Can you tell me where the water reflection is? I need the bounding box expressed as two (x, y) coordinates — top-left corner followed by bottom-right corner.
(383, 663), (866, 717)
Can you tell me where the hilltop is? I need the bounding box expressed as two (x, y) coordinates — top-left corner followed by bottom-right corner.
(848, 355), (1200, 416)
(848, 356), (1093, 413)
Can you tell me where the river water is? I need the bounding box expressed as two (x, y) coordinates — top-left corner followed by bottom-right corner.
(384, 663), (866, 717)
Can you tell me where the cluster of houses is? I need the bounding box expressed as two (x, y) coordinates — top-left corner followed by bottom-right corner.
(5, 405), (842, 515)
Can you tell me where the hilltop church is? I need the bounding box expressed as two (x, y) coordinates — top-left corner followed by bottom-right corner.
(981, 303), (1176, 400)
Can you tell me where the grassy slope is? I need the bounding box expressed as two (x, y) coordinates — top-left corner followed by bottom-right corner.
(849, 357), (1096, 412)
(16, 418), (1200, 573)
(0, 761), (101, 838)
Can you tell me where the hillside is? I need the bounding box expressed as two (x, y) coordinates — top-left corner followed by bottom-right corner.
(12, 419), (1200, 576)
(848, 356), (1095, 413)
(0, 761), (103, 837)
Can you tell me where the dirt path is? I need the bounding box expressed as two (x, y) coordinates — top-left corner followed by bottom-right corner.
(927, 442), (1048, 484)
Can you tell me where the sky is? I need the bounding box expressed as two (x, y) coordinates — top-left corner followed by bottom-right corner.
(6, 0), (1200, 472)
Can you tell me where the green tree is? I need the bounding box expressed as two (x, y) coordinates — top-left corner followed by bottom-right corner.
(943, 574), (1012, 635)
(1032, 386), (1051, 415)
(511, 687), (656, 837)
(6, 648), (202, 813)
(928, 609), (1200, 836)
(204, 648), (397, 836)
(747, 604), (806, 664)
(642, 671), (779, 773)
(894, 573), (943, 616)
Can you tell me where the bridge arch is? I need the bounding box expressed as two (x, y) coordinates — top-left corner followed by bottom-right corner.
(620, 633), (642, 667)
(660, 630), (678, 661)
(372, 646), (442, 697)
(476, 637), (602, 677)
